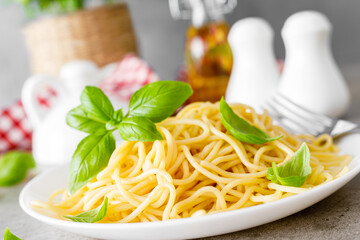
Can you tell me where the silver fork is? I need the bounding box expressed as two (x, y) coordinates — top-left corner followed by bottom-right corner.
(264, 94), (359, 138)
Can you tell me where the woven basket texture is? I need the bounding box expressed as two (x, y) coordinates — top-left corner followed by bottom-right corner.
(24, 3), (138, 76)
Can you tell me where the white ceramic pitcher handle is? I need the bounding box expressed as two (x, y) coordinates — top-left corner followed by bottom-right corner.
(21, 75), (67, 128)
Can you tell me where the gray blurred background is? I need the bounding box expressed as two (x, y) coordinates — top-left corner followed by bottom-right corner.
(1, 0), (360, 107)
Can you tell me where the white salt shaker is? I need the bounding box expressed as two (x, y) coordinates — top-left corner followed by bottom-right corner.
(278, 11), (350, 118)
(226, 18), (280, 110)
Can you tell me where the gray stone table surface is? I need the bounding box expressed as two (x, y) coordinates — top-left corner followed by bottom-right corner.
(1, 64), (360, 239)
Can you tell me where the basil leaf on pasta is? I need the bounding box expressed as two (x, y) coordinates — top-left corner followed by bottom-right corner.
(4, 228), (22, 240)
(128, 81), (193, 123)
(68, 132), (115, 195)
(219, 98), (282, 144)
(80, 86), (114, 122)
(118, 117), (163, 142)
(66, 82), (192, 195)
(0, 151), (35, 187)
(267, 143), (311, 187)
(66, 106), (108, 134)
(64, 197), (108, 223)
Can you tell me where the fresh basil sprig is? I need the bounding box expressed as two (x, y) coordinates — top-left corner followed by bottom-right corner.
(66, 81), (193, 195)
(0, 151), (35, 187)
(68, 133), (116, 194)
(118, 117), (163, 141)
(66, 106), (108, 135)
(267, 143), (312, 187)
(64, 197), (108, 223)
(128, 81), (193, 122)
(80, 86), (115, 122)
(219, 97), (282, 144)
(4, 227), (22, 240)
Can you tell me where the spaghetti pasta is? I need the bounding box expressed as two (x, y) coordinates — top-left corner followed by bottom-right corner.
(32, 102), (352, 223)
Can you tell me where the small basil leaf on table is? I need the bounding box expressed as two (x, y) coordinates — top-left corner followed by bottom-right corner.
(66, 106), (108, 134)
(118, 117), (163, 142)
(0, 151), (35, 187)
(219, 98), (282, 144)
(64, 197), (108, 223)
(68, 132), (115, 195)
(4, 227), (22, 240)
(267, 143), (312, 187)
(80, 86), (114, 122)
(128, 81), (193, 123)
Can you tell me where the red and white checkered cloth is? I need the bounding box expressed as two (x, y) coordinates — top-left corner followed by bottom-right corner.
(100, 54), (160, 102)
(0, 54), (160, 153)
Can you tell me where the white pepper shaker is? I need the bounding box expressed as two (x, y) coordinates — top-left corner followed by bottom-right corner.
(278, 11), (350, 118)
(226, 17), (280, 110)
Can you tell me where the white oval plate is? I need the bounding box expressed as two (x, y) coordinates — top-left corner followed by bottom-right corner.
(20, 134), (360, 240)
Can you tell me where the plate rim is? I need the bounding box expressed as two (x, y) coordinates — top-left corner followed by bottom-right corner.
(19, 140), (360, 239)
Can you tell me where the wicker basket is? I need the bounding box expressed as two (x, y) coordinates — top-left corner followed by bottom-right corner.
(24, 3), (138, 76)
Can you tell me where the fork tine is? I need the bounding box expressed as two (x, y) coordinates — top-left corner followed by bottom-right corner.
(265, 93), (339, 136)
(264, 100), (321, 135)
(280, 118), (319, 136)
(276, 94), (333, 126)
(264, 94), (357, 138)
(270, 97), (328, 132)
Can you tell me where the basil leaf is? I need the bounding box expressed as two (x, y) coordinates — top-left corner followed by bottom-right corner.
(68, 132), (115, 194)
(219, 98), (282, 144)
(80, 86), (114, 122)
(0, 151), (35, 187)
(113, 109), (124, 123)
(4, 228), (22, 240)
(267, 143), (312, 187)
(128, 81), (193, 122)
(66, 106), (107, 135)
(118, 117), (163, 142)
(64, 197), (108, 223)
(105, 109), (124, 130)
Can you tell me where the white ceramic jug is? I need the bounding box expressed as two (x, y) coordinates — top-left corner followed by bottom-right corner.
(226, 17), (280, 110)
(22, 60), (120, 168)
(279, 11), (350, 118)
(22, 75), (86, 168)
